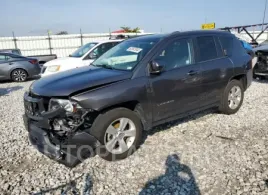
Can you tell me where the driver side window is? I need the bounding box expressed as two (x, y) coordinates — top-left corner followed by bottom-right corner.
(154, 38), (194, 71)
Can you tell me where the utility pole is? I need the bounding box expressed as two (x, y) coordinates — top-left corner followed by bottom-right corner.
(262, 0), (268, 31)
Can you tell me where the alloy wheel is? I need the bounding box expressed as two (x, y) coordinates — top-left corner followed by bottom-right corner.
(228, 86), (242, 109)
(104, 118), (136, 154)
(12, 70), (27, 82)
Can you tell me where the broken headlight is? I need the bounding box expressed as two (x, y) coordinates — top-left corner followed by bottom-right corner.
(49, 99), (81, 113)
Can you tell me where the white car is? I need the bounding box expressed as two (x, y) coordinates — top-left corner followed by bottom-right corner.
(41, 39), (122, 77)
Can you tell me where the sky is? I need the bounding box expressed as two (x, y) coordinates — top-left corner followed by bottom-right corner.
(0, 0), (267, 37)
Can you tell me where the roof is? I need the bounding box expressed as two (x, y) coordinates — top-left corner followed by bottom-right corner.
(0, 49), (20, 51)
(126, 30), (232, 42)
(0, 52), (25, 57)
(172, 30), (232, 36)
(0, 52), (14, 55)
(124, 34), (168, 42)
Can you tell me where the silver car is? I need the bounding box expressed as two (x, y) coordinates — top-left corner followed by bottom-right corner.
(0, 52), (41, 82)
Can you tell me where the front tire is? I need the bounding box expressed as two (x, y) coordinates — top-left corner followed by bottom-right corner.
(219, 80), (244, 115)
(90, 108), (143, 161)
(11, 69), (28, 82)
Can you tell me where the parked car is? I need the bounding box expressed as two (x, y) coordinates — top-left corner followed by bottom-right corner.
(0, 53), (41, 82)
(0, 49), (57, 66)
(28, 54), (57, 66)
(23, 30), (252, 167)
(41, 39), (122, 77)
(253, 45), (268, 79)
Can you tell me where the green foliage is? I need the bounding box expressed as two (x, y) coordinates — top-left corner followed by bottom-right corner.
(56, 31), (68, 35)
(120, 26), (141, 33)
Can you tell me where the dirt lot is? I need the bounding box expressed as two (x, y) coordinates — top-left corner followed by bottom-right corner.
(0, 80), (268, 195)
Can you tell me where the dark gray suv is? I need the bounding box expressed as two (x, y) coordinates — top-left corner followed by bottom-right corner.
(0, 53), (41, 82)
(23, 30), (253, 167)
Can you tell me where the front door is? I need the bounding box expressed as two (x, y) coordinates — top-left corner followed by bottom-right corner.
(149, 38), (202, 122)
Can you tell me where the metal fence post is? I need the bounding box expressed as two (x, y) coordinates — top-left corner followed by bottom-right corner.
(80, 28), (83, 46)
(12, 32), (18, 49)
(47, 30), (52, 55)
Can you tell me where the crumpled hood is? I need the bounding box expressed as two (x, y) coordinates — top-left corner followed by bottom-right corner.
(31, 66), (132, 97)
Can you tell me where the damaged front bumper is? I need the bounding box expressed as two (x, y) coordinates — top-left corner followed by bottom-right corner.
(23, 92), (99, 167)
(254, 50), (268, 77)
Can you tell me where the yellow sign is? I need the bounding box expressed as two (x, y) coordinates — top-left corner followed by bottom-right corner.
(201, 23), (216, 30)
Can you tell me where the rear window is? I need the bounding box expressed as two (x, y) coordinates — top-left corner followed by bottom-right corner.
(219, 36), (233, 56)
(233, 38), (247, 55)
(12, 50), (21, 55)
(196, 36), (218, 62)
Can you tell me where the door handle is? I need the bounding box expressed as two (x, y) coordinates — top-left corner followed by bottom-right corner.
(9, 62), (13, 65)
(187, 70), (199, 76)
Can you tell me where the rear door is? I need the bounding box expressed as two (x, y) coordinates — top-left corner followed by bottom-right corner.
(0, 54), (11, 79)
(195, 35), (234, 106)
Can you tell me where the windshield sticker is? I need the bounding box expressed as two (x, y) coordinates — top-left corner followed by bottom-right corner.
(127, 67), (132, 70)
(127, 47), (143, 53)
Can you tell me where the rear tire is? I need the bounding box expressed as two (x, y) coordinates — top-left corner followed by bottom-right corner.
(11, 69), (28, 82)
(219, 80), (244, 115)
(90, 108), (143, 161)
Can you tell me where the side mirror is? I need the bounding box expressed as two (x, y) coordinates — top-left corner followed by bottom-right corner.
(149, 60), (164, 74)
(88, 52), (97, 59)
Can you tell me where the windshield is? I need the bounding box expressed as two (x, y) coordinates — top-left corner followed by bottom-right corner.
(70, 42), (97, 57)
(92, 37), (161, 71)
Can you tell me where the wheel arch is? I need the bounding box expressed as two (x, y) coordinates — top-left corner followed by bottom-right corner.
(229, 74), (247, 91)
(98, 100), (150, 131)
(10, 68), (28, 79)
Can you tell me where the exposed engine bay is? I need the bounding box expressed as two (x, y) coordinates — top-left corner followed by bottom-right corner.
(23, 92), (100, 167)
(51, 109), (92, 136)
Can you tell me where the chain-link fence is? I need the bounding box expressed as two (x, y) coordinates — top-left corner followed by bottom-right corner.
(0, 32), (153, 58)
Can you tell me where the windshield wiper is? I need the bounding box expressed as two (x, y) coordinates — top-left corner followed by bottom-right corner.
(92, 64), (114, 70)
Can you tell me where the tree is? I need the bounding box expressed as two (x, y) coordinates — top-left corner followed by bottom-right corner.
(131, 27), (140, 33)
(56, 31), (68, 35)
(120, 26), (131, 32)
(120, 26), (141, 33)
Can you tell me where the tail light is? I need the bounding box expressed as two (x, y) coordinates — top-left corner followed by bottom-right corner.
(29, 59), (38, 65)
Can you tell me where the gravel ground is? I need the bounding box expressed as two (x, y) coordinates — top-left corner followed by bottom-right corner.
(0, 79), (268, 195)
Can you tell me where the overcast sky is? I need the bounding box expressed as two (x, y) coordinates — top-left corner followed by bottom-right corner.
(0, 0), (267, 36)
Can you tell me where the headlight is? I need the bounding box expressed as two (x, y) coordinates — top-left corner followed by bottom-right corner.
(47, 65), (60, 72)
(49, 99), (79, 113)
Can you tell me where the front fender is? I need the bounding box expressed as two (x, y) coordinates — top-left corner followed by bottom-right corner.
(71, 77), (152, 126)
